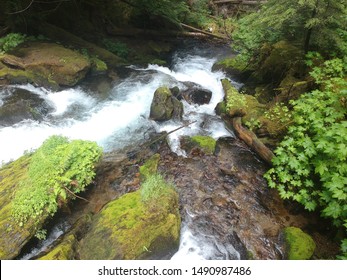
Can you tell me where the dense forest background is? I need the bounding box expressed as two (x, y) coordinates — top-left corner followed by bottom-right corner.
(0, 0), (346, 259)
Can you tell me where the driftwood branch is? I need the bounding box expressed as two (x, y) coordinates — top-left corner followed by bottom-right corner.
(232, 117), (274, 164)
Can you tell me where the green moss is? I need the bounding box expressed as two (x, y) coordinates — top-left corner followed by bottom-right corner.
(0, 155), (37, 259)
(216, 55), (251, 73)
(284, 227), (316, 260)
(38, 234), (77, 260)
(79, 188), (180, 260)
(191, 135), (216, 155)
(215, 101), (227, 115)
(139, 154), (160, 181)
(90, 57), (108, 73)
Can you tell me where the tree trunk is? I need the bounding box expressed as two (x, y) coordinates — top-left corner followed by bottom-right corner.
(232, 117), (274, 165)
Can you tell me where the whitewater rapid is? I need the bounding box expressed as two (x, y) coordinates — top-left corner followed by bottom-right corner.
(0, 51), (233, 164)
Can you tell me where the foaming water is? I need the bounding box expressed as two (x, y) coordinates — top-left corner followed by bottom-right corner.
(0, 48), (233, 164)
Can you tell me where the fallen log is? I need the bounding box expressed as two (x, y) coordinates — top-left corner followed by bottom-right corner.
(106, 26), (211, 39)
(232, 116), (274, 165)
(180, 23), (229, 41)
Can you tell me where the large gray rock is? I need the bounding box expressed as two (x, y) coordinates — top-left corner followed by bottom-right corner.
(149, 86), (183, 121)
(0, 88), (53, 126)
(181, 84), (212, 105)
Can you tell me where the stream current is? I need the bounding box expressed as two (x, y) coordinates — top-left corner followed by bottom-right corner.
(0, 43), (246, 260)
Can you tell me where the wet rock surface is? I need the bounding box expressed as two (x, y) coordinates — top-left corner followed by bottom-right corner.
(158, 137), (339, 259)
(0, 87), (53, 126)
(14, 132), (340, 260)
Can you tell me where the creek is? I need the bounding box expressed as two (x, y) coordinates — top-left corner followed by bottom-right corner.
(0, 41), (334, 260)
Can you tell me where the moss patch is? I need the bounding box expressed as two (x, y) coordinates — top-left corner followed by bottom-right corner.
(78, 188), (180, 260)
(283, 227), (316, 260)
(139, 154), (160, 181)
(0, 42), (91, 88)
(90, 57), (108, 73)
(222, 79), (265, 122)
(191, 136), (216, 155)
(0, 155), (41, 259)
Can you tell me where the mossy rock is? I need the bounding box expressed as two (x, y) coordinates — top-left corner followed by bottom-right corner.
(215, 101), (227, 116)
(221, 79), (265, 122)
(139, 154), (160, 182)
(0, 155), (45, 259)
(90, 57), (108, 73)
(0, 42), (91, 88)
(78, 189), (180, 260)
(181, 135), (216, 156)
(149, 86), (183, 121)
(191, 136), (216, 155)
(283, 227), (316, 260)
(212, 55), (254, 80)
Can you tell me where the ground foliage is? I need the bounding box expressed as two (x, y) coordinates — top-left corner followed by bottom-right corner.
(264, 58), (347, 258)
(12, 135), (102, 227)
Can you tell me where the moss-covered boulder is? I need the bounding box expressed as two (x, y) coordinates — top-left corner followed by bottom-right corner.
(149, 87), (183, 121)
(221, 79), (292, 139)
(181, 135), (216, 156)
(0, 155), (42, 259)
(283, 227), (316, 260)
(222, 79), (265, 123)
(212, 55), (254, 81)
(78, 185), (180, 259)
(0, 136), (102, 259)
(0, 42), (91, 88)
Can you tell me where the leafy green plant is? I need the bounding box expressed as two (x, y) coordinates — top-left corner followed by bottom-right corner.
(245, 118), (261, 132)
(12, 135), (103, 227)
(0, 33), (26, 53)
(102, 39), (128, 58)
(226, 91), (247, 112)
(35, 229), (47, 240)
(264, 59), (347, 258)
(264, 103), (292, 124)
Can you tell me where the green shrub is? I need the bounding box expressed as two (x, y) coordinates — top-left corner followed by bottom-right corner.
(0, 33), (26, 53)
(264, 58), (347, 258)
(12, 135), (103, 226)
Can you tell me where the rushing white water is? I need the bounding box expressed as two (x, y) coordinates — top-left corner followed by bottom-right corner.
(0, 50), (233, 164)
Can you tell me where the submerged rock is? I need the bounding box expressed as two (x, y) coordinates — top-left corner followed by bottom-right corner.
(78, 188), (180, 260)
(149, 86), (183, 121)
(0, 42), (91, 88)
